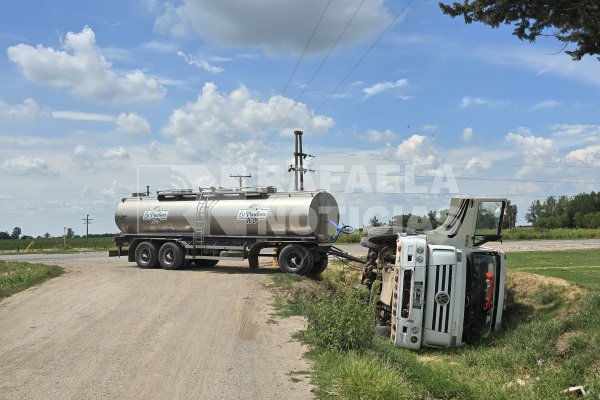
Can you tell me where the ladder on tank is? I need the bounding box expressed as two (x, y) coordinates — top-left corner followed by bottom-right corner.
(194, 189), (212, 249)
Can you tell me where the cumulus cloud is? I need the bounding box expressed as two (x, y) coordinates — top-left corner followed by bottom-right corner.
(0, 98), (50, 121)
(155, 0), (392, 54)
(551, 124), (600, 139)
(366, 129), (397, 142)
(363, 79), (408, 98)
(73, 144), (130, 168)
(162, 82), (334, 159)
(460, 96), (510, 108)
(177, 51), (223, 73)
(0, 156), (56, 175)
(116, 113), (151, 135)
(566, 145), (600, 166)
(103, 147), (130, 160)
(395, 134), (439, 168)
(462, 127), (473, 142)
(505, 131), (559, 167)
(465, 156), (491, 171)
(7, 26), (166, 105)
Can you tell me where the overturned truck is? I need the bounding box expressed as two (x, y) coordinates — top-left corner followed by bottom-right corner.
(361, 198), (507, 349)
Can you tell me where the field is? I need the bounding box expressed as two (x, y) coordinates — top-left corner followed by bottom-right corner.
(0, 236), (115, 253)
(271, 248), (600, 399)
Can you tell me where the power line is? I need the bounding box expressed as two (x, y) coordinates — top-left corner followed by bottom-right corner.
(309, 167), (596, 185)
(261, 0), (333, 135)
(303, 0), (414, 128)
(275, 0), (368, 133)
(312, 153), (599, 170)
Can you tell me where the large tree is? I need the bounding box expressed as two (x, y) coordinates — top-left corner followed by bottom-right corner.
(439, 0), (600, 60)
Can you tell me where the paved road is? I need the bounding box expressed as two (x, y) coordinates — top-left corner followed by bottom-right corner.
(0, 254), (313, 400)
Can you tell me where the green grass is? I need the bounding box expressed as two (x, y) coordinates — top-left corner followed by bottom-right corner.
(0, 236), (115, 253)
(503, 227), (600, 241)
(507, 249), (600, 290)
(271, 249), (600, 399)
(0, 261), (64, 300)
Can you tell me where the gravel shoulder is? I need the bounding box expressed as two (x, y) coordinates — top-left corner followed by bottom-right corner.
(0, 255), (313, 400)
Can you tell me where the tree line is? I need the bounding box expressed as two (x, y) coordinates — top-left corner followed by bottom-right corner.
(526, 192), (600, 229)
(368, 200), (518, 231)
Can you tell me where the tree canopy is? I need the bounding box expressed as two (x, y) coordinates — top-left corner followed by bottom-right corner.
(439, 0), (600, 60)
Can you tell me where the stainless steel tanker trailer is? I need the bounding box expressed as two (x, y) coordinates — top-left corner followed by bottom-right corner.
(109, 186), (353, 274)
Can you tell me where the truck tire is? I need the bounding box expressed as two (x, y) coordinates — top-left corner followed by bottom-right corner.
(368, 226), (416, 245)
(278, 244), (314, 275)
(360, 236), (383, 251)
(158, 242), (185, 270)
(135, 241), (158, 269)
(309, 250), (329, 275)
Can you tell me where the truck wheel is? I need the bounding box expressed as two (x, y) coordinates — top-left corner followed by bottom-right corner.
(135, 241), (158, 269)
(158, 242), (185, 270)
(278, 244), (314, 275)
(309, 251), (329, 275)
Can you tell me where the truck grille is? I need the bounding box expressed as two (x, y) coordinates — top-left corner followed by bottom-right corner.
(430, 264), (453, 333)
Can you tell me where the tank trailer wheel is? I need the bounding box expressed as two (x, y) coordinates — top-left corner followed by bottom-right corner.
(309, 250), (329, 275)
(278, 244), (314, 275)
(135, 241), (158, 269)
(158, 242), (185, 270)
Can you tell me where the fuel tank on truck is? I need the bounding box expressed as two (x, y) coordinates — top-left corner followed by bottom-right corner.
(114, 187), (339, 240)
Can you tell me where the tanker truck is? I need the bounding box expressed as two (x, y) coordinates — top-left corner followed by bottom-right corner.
(110, 186), (345, 274)
(361, 197), (507, 349)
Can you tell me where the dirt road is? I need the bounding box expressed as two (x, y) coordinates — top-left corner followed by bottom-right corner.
(0, 255), (313, 400)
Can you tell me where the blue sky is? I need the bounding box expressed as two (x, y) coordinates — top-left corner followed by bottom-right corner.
(1, 0), (599, 236)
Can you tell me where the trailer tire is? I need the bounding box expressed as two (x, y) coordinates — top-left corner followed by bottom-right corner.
(309, 250), (329, 275)
(135, 241), (158, 269)
(158, 242), (185, 270)
(278, 244), (314, 275)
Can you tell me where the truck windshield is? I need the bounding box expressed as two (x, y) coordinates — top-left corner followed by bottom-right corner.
(473, 201), (505, 246)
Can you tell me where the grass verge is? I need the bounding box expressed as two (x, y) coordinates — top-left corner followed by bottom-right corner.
(271, 250), (600, 399)
(0, 261), (64, 300)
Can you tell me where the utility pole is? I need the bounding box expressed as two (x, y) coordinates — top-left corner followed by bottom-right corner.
(288, 130), (314, 191)
(230, 174), (251, 190)
(82, 214), (93, 245)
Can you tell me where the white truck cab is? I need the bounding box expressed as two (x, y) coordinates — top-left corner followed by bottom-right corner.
(366, 198), (506, 349)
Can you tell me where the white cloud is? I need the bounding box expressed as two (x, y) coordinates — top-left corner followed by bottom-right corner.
(0, 156), (56, 176)
(460, 96), (510, 108)
(162, 82), (334, 159)
(177, 51), (223, 73)
(395, 134), (438, 168)
(363, 79), (408, 98)
(505, 131), (558, 163)
(462, 127), (473, 142)
(0, 98), (50, 121)
(73, 144), (130, 168)
(155, 0), (392, 54)
(465, 156), (491, 171)
(533, 100), (561, 110)
(566, 145), (600, 166)
(52, 110), (115, 122)
(116, 113), (151, 135)
(421, 124), (438, 132)
(141, 40), (178, 52)
(103, 147), (130, 160)
(366, 129), (397, 143)
(480, 45), (600, 87)
(7, 26), (166, 105)
(551, 124), (600, 139)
